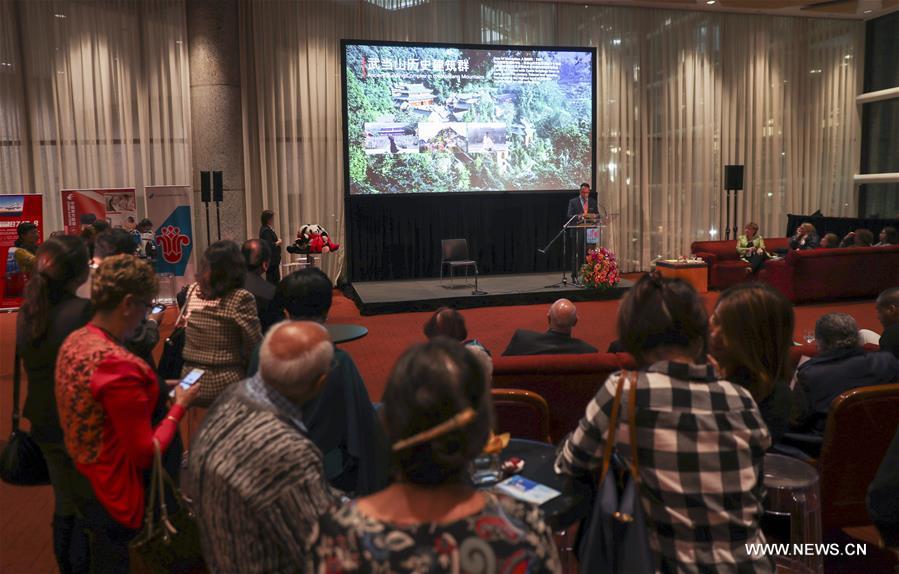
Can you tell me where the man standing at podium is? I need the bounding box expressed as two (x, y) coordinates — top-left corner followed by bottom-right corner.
(566, 183), (598, 283)
(567, 182), (597, 219)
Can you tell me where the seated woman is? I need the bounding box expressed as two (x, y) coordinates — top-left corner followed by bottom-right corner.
(737, 222), (768, 273)
(839, 228), (874, 248)
(423, 306), (492, 377)
(308, 338), (561, 573)
(710, 283), (793, 445)
(819, 232), (840, 248)
(55, 255), (202, 572)
(876, 226), (898, 246)
(789, 222), (819, 250)
(555, 273), (773, 573)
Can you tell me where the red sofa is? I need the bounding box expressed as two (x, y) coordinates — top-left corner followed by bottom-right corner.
(492, 346), (823, 444)
(492, 353), (637, 443)
(759, 245), (899, 303)
(691, 238), (791, 290)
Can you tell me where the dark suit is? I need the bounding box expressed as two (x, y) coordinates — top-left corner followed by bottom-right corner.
(880, 323), (899, 359)
(259, 225), (281, 284)
(791, 347), (899, 434)
(567, 195), (598, 219)
(501, 329), (598, 356)
(247, 346), (388, 496)
(244, 271), (280, 334)
(566, 195), (599, 280)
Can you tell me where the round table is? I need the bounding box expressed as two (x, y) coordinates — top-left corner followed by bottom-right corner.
(326, 323), (368, 344)
(496, 439), (593, 530)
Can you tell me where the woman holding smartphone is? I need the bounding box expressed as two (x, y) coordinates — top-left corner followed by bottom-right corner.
(55, 255), (202, 573)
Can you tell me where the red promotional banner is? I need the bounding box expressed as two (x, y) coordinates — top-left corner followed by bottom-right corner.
(60, 188), (137, 235)
(1, 194), (44, 309)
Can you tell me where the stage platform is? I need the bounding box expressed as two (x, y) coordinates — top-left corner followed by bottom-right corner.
(347, 272), (634, 315)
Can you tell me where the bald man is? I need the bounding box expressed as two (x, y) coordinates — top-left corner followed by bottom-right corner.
(190, 321), (339, 573)
(501, 298), (598, 356)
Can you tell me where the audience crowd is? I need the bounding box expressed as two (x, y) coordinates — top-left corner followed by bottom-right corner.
(5, 218), (899, 573)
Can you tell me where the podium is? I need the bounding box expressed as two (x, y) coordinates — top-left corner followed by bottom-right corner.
(566, 214), (606, 285)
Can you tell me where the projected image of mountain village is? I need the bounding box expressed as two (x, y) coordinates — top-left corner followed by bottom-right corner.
(345, 45), (592, 194)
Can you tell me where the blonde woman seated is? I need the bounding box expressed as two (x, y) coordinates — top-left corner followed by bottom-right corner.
(737, 222), (769, 274)
(307, 338), (561, 573)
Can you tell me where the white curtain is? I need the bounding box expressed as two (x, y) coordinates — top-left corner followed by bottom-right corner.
(0, 0), (191, 234)
(239, 0), (862, 274)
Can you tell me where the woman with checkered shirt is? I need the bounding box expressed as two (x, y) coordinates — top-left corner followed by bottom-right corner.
(555, 273), (775, 573)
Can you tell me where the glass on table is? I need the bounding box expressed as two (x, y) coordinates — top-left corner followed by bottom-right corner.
(803, 328), (815, 345)
(470, 452), (502, 486)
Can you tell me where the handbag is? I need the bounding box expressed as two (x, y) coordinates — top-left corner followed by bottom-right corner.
(158, 284), (196, 380)
(577, 371), (654, 574)
(0, 349), (50, 486)
(129, 440), (206, 574)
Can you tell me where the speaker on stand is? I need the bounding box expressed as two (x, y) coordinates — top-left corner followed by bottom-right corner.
(212, 171), (223, 241)
(724, 165), (744, 240)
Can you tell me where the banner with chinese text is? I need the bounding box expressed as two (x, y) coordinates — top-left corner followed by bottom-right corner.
(1, 194), (43, 308)
(60, 188), (137, 235)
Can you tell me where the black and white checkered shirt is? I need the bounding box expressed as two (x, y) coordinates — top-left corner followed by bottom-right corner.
(555, 361), (774, 573)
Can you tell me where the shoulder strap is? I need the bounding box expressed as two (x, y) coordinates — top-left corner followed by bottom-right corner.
(599, 373), (626, 484)
(11, 347), (21, 432)
(626, 370), (640, 479)
(176, 283), (198, 324)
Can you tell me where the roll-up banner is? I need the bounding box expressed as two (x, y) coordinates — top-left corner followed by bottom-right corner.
(1, 194), (44, 308)
(60, 188), (138, 235)
(145, 185), (196, 291)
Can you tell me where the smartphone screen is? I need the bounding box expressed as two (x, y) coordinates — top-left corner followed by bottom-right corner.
(170, 369), (204, 399)
(180, 368), (204, 389)
(151, 304), (166, 314)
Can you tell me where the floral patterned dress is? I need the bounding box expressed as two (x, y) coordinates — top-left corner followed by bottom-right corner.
(308, 492), (561, 573)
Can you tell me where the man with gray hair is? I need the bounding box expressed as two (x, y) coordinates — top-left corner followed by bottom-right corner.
(501, 298), (598, 356)
(791, 312), (899, 436)
(189, 321), (339, 573)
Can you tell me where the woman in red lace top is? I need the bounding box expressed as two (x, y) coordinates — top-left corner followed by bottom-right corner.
(56, 255), (201, 573)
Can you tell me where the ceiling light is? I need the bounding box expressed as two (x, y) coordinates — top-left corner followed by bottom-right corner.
(706, 0), (716, 4)
(864, 9), (872, 14)
(54, 13), (66, 18)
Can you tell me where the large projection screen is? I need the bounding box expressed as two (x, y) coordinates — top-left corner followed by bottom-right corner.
(342, 40), (595, 195)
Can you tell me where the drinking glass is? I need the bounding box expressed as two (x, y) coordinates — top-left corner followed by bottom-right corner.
(470, 453), (502, 485)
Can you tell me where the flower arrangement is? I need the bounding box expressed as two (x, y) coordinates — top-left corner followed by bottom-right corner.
(580, 247), (621, 289)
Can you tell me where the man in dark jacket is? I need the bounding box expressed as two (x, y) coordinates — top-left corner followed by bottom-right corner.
(241, 239), (280, 334)
(259, 209), (282, 284)
(502, 298), (598, 356)
(566, 183), (598, 282)
(791, 312), (899, 435)
(876, 287), (899, 359)
(247, 268), (388, 496)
